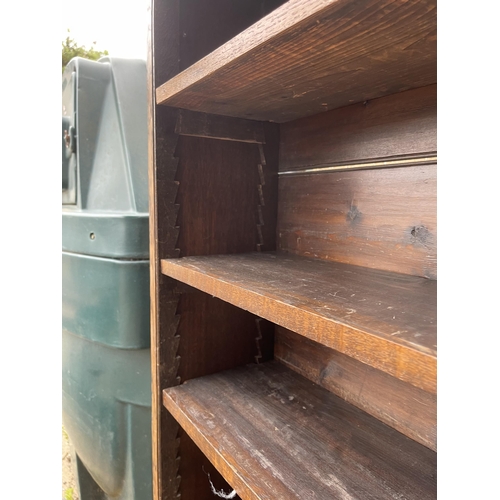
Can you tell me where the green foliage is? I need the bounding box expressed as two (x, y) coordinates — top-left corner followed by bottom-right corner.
(62, 426), (69, 443)
(64, 487), (74, 500)
(62, 30), (109, 73)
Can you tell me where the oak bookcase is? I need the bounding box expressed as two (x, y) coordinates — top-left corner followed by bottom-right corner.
(147, 1), (437, 499)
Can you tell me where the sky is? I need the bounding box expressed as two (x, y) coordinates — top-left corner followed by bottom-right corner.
(62, 0), (149, 60)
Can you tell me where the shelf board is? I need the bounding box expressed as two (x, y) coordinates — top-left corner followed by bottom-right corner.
(161, 252), (436, 393)
(156, 0), (437, 123)
(163, 361), (436, 500)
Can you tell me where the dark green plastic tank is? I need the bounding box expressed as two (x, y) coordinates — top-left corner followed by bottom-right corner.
(62, 56), (151, 500)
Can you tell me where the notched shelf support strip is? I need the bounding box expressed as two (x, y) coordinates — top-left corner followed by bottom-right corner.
(279, 153), (437, 176)
(256, 143), (266, 252)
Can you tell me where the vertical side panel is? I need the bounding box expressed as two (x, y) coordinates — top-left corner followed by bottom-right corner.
(150, 4), (281, 499)
(176, 136), (259, 256)
(148, 1), (181, 499)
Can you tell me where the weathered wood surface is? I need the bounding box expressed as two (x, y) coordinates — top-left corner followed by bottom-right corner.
(175, 109), (265, 143)
(176, 292), (274, 383)
(157, 0), (437, 122)
(150, 3), (283, 497)
(175, 136), (258, 254)
(275, 327), (436, 450)
(278, 164), (437, 279)
(161, 252), (436, 393)
(151, 2), (438, 498)
(172, 128), (278, 381)
(164, 361), (437, 500)
(178, 0), (286, 71)
(161, 107), (279, 498)
(173, 291), (275, 498)
(148, 0), (182, 497)
(178, 421), (243, 500)
(280, 85), (437, 171)
(175, 127), (279, 255)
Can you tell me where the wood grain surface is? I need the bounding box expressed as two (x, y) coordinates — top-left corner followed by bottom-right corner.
(150, 2), (438, 498)
(175, 109), (265, 144)
(156, 101), (279, 498)
(178, 428), (243, 500)
(157, 0), (437, 122)
(174, 127), (279, 255)
(176, 292), (274, 383)
(278, 164), (437, 278)
(175, 135), (260, 255)
(161, 252), (436, 393)
(280, 85), (436, 171)
(163, 361), (437, 500)
(275, 327), (436, 450)
(179, 0), (286, 71)
(150, 3), (280, 498)
(148, 1), (183, 497)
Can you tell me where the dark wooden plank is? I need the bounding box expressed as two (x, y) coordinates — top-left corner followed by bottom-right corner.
(174, 129), (279, 255)
(175, 294), (274, 500)
(167, 103), (280, 497)
(151, 107), (183, 500)
(178, 417), (243, 500)
(278, 164), (437, 279)
(148, 1), (182, 498)
(179, 0), (286, 70)
(157, 0), (437, 122)
(275, 327), (436, 450)
(175, 136), (259, 255)
(163, 361), (437, 500)
(280, 85), (436, 172)
(161, 252), (436, 393)
(151, 3), (277, 498)
(175, 109), (265, 144)
(176, 292), (273, 383)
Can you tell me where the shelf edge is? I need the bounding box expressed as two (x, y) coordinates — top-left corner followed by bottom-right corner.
(163, 389), (260, 500)
(161, 258), (436, 393)
(155, 0), (340, 106)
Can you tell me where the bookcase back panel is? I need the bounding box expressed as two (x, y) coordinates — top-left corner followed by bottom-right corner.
(279, 85), (436, 172)
(277, 163), (437, 279)
(274, 327), (436, 451)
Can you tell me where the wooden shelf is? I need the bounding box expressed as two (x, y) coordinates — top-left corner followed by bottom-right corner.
(161, 252), (436, 393)
(156, 0), (437, 122)
(163, 361), (437, 500)
(151, 1), (437, 497)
